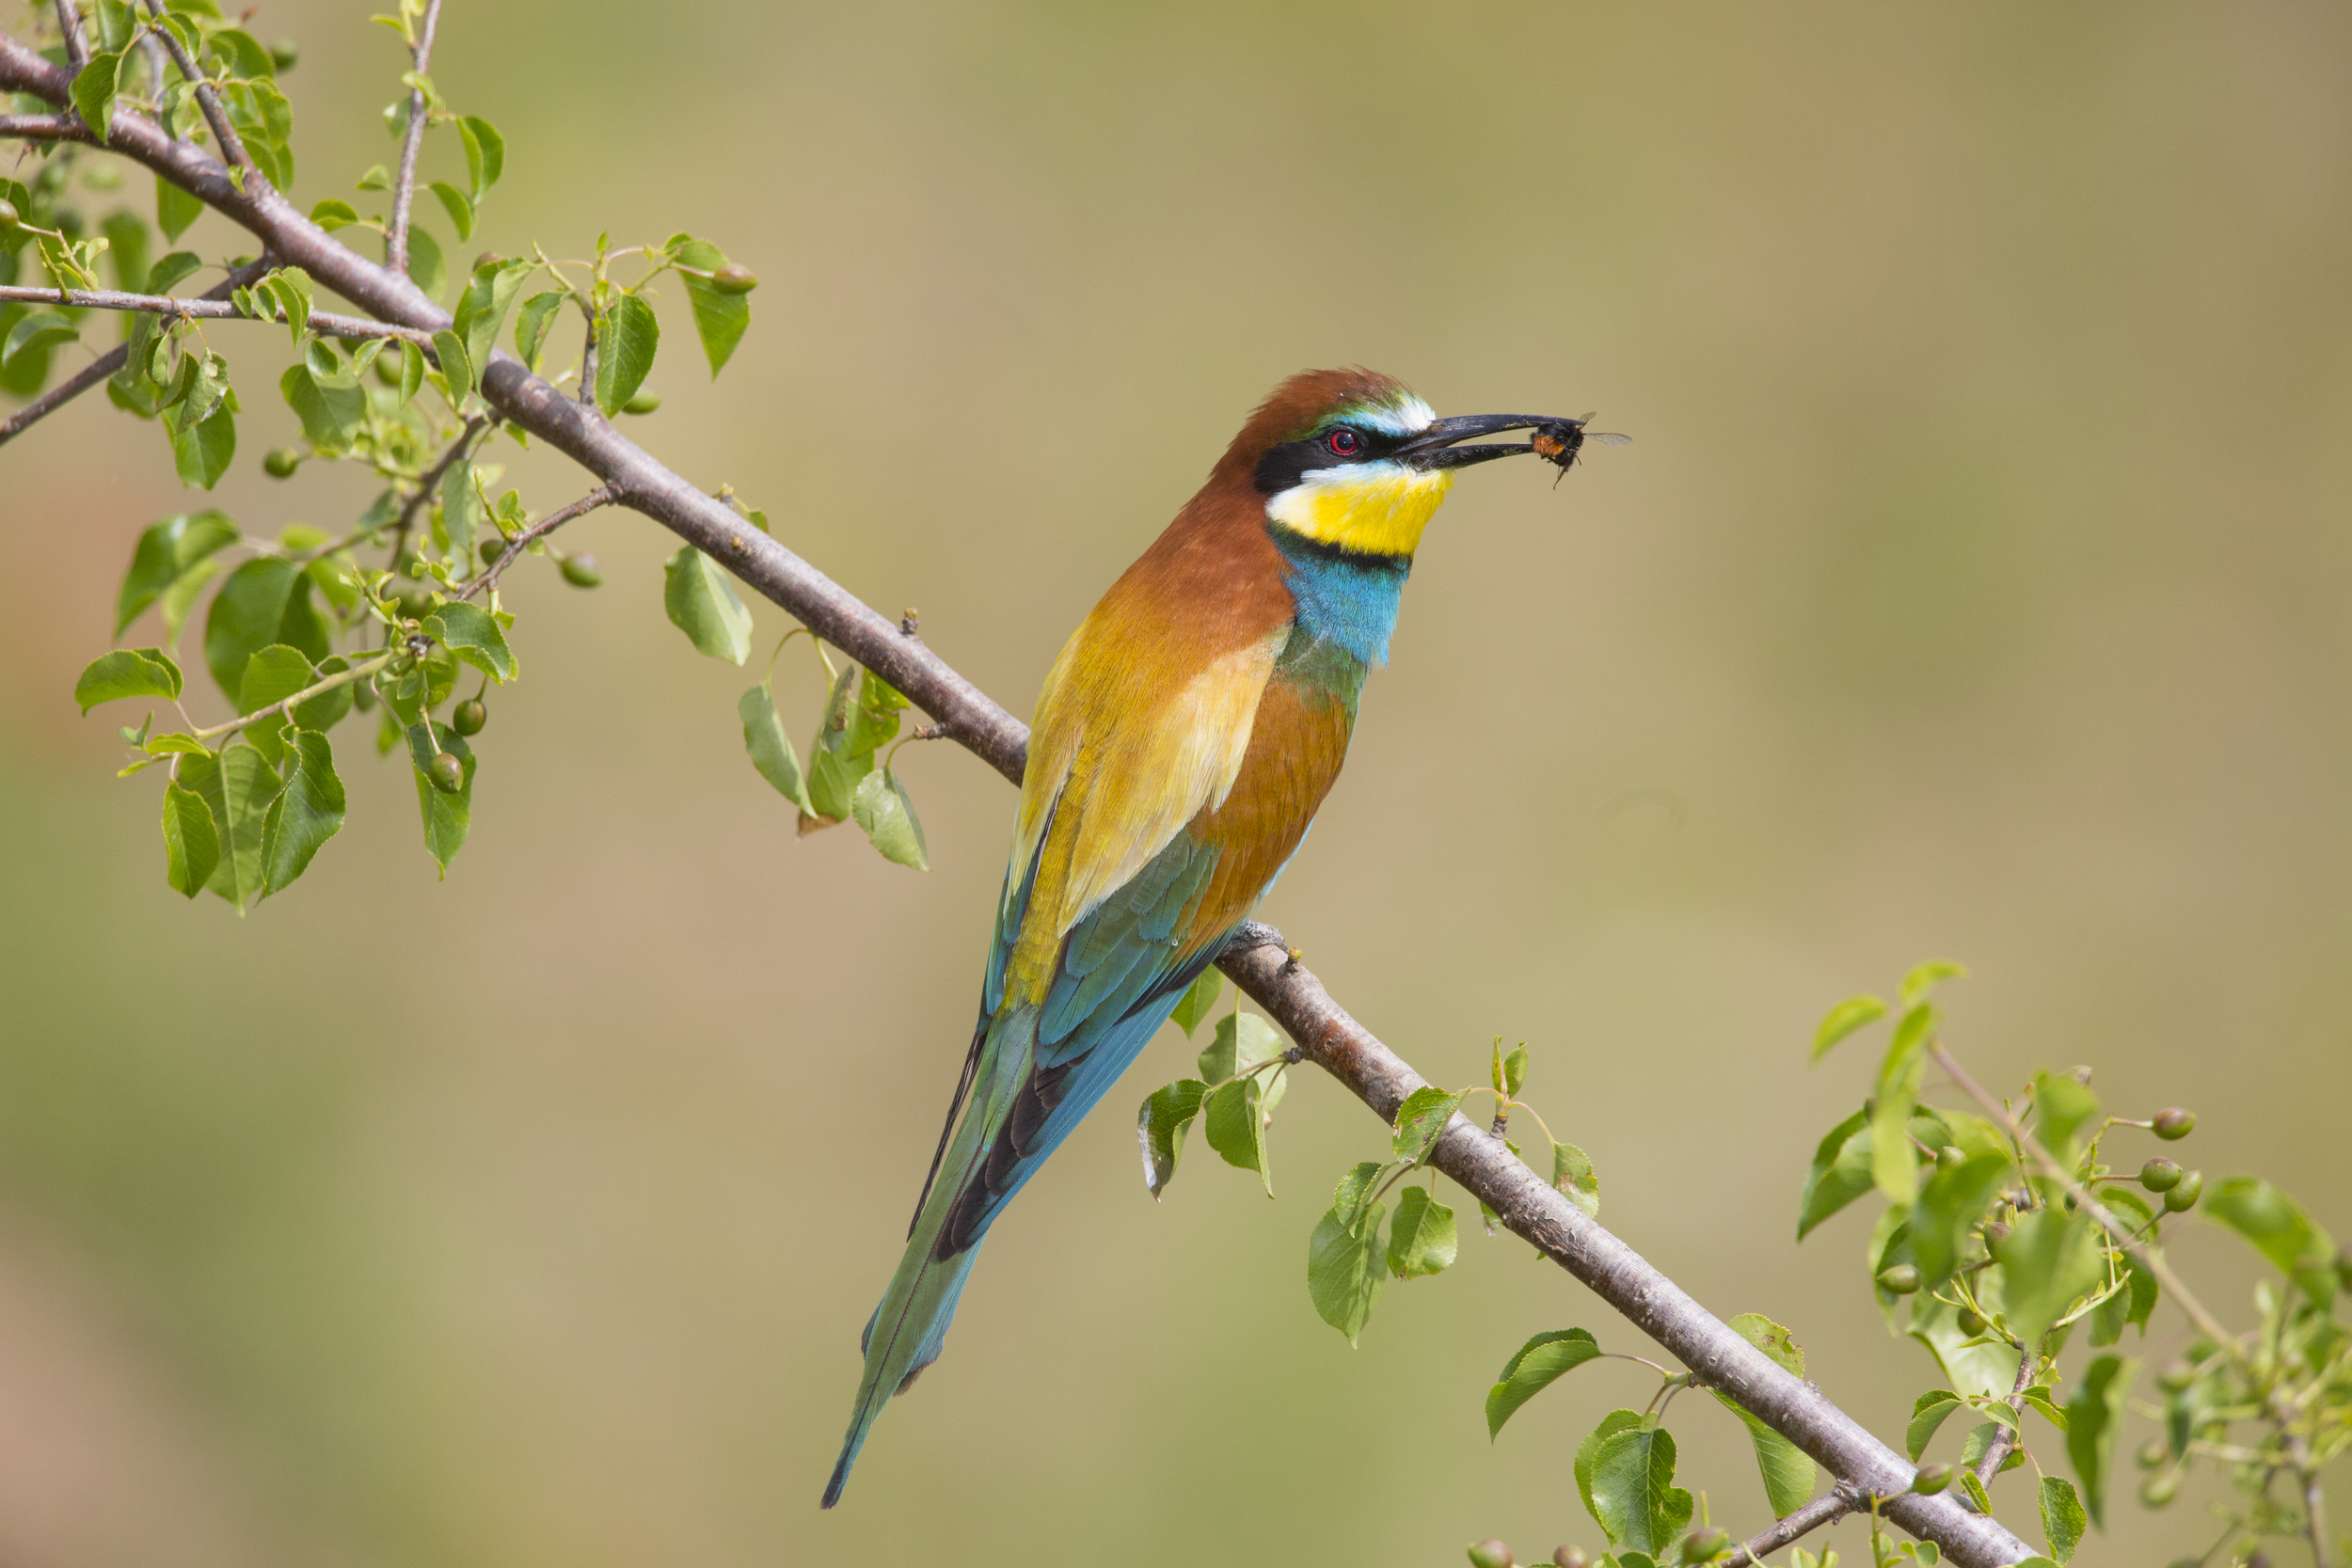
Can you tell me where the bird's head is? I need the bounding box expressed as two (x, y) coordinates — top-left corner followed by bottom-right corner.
(1221, 368), (1597, 560)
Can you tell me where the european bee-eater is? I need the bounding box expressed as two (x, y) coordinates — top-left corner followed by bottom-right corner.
(824, 368), (1598, 1506)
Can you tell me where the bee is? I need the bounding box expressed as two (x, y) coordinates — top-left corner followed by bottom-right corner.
(1532, 415), (1630, 485)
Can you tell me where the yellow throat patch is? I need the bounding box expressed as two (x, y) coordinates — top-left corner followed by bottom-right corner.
(1264, 462), (1455, 558)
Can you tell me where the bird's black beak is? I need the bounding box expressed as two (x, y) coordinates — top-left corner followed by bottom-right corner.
(1396, 413), (1587, 471)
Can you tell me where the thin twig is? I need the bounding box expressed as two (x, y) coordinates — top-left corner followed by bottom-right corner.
(1972, 1339), (2041, 1494)
(576, 309), (597, 406)
(1735, 1484), (1863, 1563)
(383, 0), (443, 278)
(388, 413), (491, 570)
(0, 282), (436, 343)
(1931, 1043), (2240, 1356)
(136, 0), (251, 172)
(0, 254), (272, 448)
(454, 482), (620, 597)
(53, 0), (87, 69)
(0, 28), (2031, 1563)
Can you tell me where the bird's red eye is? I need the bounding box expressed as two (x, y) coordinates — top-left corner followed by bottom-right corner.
(1327, 429), (1361, 456)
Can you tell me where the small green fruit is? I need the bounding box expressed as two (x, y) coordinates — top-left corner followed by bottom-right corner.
(480, 538), (506, 565)
(2153, 1107), (2196, 1140)
(2139, 1472), (2178, 1508)
(53, 208), (84, 238)
(1982, 1220), (2011, 1247)
(2137, 1438), (2168, 1468)
(622, 388), (661, 415)
(2140, 1157), (2183, 1192)
(1911, 1463), (1952, 1495)
(262, 446), (302, 478)
(2164, 1170), (2203, 1213)
(425, 751), (465, 794)
(1877, 1263), (1922, 1295)
(1936, 1145), (1965, 1170)
(393, 588), (436, 623)
(559, 553), (602, 588)
(1551, 1550), (1588, 1568)
(0, 198), (20, 229)
(269, 40), (298, 71)
(1468, 1541), (1513, 1568)
(453, 699), (486, 736)
(710, 262), (758, 294)
(1957, 1307), (1987, 1336)
(1681, 1527), (1728, 1559)
(375, 351), (405, 386)
(353, 682), (376, 712)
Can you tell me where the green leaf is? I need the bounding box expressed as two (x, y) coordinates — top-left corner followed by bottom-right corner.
(310, 198), (359, 230)
(1993, 1209), (2105, 1352)
(102, 211), (151, 294)
(405, 722), (474, 876)
(236, 642), (313, 766)
(1168, 969), (1222, 1038)
(1486, 1327), (1603, 1438)
(2020, 1388), (2069, 1432)
(739, 682), (815, 814)
(845, 668), (907, 757)
(1906, 1389), (1964, 1461)
(156, 172), (203, 242)
(453, 257), (531, 380)
(804, 661), (868, 821)
(457, 116), (504, 199)
(404, 223), (446, 302)
(1871, 1003), (1935, 1204)
(1898, 960), (1968, 1007)
(1811, 994), (1887, 1061)
(2064, 1354), (2133, 1528)
(1714, 1313), (1816, 1514)
(431, 325), (473, 401)
(73, 647), (182, 711)
(397, 338), (425, 404)
(1587, 1423), (1693, 1553)
(292, 656), (355, 732)
(1387, 1185), (1455, 1277)
(160, 778), (220, 898)
(593, 292), (660, 413)
(1960, 1470), (1995, 1517)
(2030, 1071), (2100, 1160)
(1202, 1077), (1269, 1194)
(424, 601), (516, 682)
(357, 164), (391, 192)
(202, 557), (304, 700)
(1391, 1085), (1464, 1164)
(70, 49), (128, 140)
(850, 767), (930, 871)
(667, 234), (751, 376)
(178, 745), (279, 911)
(1576, 1410), (1645, 1527)
(662, 545), (753, 663)
(2204, 1177), (2339, 1303)
(1907, 1291), (2023, 1400)
(1331, 1161), (1387, 1233)
(428, 181), (474, 242)
(1136, 1079), (1207, 1198)
(261, 265), (313, 348)
(1306, 1200), (1385, 1345)
(259, 729), (344, 895)
(1198, 1011), (1287, 1114)
(513, 289), (566, 372)
(3, 309), (78, 372)
(1797, 1106), (1873, 1240)
(437, 459), (482, 561)
(279, 361), (365, 451)
(1911, 1149), (2012, 1289)
(2037, 1475), (2085, 1563)
(1552, 1138), (1600, 1217)
(169, 392), (236, 489)
(1502, 1042), (1530, 1097)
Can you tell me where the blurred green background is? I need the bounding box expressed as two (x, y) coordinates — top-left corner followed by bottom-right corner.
(3, 1), (2349, 1562)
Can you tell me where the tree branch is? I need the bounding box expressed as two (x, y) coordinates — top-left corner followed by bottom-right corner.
(383, 0), (443, 279)
(1734, 1484), (1863, 1563)
(455, 481), (617, 597)
(0, 27), (2032, 1563)
(0, 282), (437, 344)
(0, 254), (274, 449)
(53, 0), (87, 70)
(388, 413), (491, 570)
(135, 0), (252, 173)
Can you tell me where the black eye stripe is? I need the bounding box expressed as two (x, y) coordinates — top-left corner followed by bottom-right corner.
(1252, 425), (1399, 494)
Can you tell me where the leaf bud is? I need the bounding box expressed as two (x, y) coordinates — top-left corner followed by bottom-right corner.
(1957, 1307), (1986, 1336)
(453, 699), (486, 736)
(2139, 1471), (2178, 1508)
(559, 552), (602, 588)
(711, 262), (759, 294)
(0, 198), (19, 229)
(2153, 1107), (2196, 1140)
(1876, 1263), (1922, 1294)
(2163, 1169), (2202, 1212)
(1910, 1463), (1953, 1495)
(270, 40), (298, 71)
(1551, 1550), (1588, 1568)
(1936, 1145), (1965, 1170)
(1681, 1527), (1728, 1559)
(425, 751), (465, 794)
(622, 388), (661, 414)
(262, 446), (302, 478)
(2137, 1438), (2168, 1468)
(1467, 1541), (1514, 1568)
(2139, 1157), (2183, 1192)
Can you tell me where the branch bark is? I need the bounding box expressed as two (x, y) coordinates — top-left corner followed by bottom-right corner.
(135, 0), (251, 173)
(383, 0), (443, 279)
(0, 28), (2032, 1563)
(1734, 1484), (1862, 1563)
(0, 282), (437, 344)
